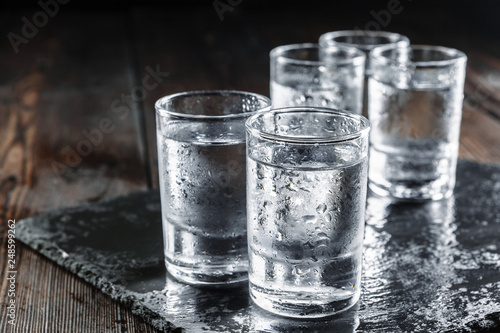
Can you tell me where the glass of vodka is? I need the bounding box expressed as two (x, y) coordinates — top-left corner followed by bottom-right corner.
(319, 30), (410, 117)
(367, 45), (467, 200)
(155, 90), (271, 286)
(270, 43), (365, 114)
(246, 107), (370, 318)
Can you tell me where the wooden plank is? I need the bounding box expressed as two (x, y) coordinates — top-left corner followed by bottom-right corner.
(465, 53), (500, 120)
(460, 103), (500, 163)
(459, 52), (500, 163)
(0, 9), (159, 333)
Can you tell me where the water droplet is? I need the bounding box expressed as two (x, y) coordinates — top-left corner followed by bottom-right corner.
(276, 209), (287, 220)
(316, 232), (330, 247)
(316, 203), (327, 214)
(317, 232), (329, 239)
(293, 265), (311, 277)
(285, 183), (298, 192)
(302, 215), (317, 224)
(325, 212), (333, 222)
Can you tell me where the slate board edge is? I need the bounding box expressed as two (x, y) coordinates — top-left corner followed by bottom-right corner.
(15, 192), (177, 333)
(13, 159), (500, 332)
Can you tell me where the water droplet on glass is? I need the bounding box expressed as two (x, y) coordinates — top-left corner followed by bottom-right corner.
(317, 232), (329, 239)
(302, 215), (317, 224)
(293, 265), (311, 277)
(316, 203), (327, 214)
(316, 232), (330, 247)
(325, 212), (333, 222)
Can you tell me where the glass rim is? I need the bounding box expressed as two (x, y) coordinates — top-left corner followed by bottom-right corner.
(270, 43), (366, 67)
(155, 90), (272, 120)
(319, 30), (410, 50)
(245, 107), (370, 144)
(370, 44), (467, 68)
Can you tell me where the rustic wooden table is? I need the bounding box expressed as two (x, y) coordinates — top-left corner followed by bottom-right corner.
(1, 1), (499, 332)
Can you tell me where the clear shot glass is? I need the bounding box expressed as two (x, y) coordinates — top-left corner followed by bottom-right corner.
(270, 43), (365, 114)
(367, 45), (467, 200)
(155, 90), (271, 286)
(246, 107), (370, 318)
(319, 30), (410, 116)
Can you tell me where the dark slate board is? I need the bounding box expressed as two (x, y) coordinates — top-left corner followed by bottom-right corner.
(16, 159), (500, 332)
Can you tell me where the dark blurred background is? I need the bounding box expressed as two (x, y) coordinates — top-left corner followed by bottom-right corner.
(1, 0), (499, 49)
(1, 0), (499, 186)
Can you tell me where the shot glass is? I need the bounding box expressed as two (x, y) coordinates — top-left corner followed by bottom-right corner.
(270, 43), (365, 114)
(367, 45), (467, 200)
(246, 107), (370, 318)
(319, 30), (410, 116)
(155, 90), (271, 286)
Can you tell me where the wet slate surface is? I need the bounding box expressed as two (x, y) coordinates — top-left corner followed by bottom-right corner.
(16, 159), (500, 332)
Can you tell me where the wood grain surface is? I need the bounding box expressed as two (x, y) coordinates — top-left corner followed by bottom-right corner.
(0, 1), (499, 332)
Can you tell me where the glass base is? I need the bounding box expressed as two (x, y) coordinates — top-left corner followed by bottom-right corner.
(249, 283), (360, 319)
(165, 259), (248, 287)
(369, 180), (453, 201)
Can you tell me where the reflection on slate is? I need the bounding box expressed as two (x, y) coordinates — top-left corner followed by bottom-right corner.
(16, 159), (500, 332)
